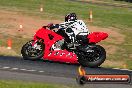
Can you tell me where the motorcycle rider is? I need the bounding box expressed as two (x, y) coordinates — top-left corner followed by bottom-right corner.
(47, 13), (90, 48)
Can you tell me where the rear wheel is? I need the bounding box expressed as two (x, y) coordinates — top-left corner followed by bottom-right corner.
(77, 45), (106, 67)
(21, 40), (44, 60)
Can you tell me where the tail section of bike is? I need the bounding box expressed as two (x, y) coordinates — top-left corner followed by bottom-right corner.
(88, 32), (108, 43)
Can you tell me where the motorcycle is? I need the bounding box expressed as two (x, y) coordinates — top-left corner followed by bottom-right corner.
(21, 25), (108, 67)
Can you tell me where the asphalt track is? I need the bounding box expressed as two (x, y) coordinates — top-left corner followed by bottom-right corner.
(0, 56), (132, 88)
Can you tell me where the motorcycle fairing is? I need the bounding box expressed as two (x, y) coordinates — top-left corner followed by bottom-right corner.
(88, 32), (108, 43)
(45, 50), (78, 63)
(34, 27), (78, 63)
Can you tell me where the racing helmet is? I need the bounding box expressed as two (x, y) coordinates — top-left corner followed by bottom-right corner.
(65, 13), (77, 22)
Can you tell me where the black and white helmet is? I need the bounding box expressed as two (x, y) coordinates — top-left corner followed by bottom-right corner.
(65, 13), (77, 22)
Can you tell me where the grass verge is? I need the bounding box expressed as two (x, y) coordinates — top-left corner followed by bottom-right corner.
(0, 80), (73, 88)
(0, 0), (132, 29)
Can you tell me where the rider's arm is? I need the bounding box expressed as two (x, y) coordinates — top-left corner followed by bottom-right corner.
(58, 21), (76, 30)
(78, 20), (90, 34)
(48, 21), (73, 30)
(49, 22), (69, 30)
(52, 24), (59, 29)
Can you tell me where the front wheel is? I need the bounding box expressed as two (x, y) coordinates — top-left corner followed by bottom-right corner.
(21, 40), (44, 60)
(77, 45), (106, 67)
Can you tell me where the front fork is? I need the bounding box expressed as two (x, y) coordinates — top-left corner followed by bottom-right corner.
(32, 40), (38, 47)
(31, 39), (43, 48)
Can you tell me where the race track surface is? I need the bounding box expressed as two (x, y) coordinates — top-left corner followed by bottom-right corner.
(0, 56), (131, 88)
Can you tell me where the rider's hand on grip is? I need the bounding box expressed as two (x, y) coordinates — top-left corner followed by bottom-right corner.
(47, 23), (54, 30)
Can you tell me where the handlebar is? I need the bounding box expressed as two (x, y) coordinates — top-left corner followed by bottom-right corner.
(43, 23), (59, 30)
(43, 26), (48, 29)
(42, 26), (55, 31)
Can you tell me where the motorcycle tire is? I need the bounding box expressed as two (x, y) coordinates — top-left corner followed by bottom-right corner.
(21, 40), (44, 61)
(77, 45), (106, 67)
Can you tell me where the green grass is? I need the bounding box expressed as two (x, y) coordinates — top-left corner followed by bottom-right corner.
(97, 0), (132, 4)
(0, 0), (132, 29)
(93, 0), (132, 5)
(0, 80), (72, 88)
(0, 34), (31, 55)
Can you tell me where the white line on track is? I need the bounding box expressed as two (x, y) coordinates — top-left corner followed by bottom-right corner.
(11, 68), (19, 70)
(38, 71), (44, 73)
(113, 68), (132, 71)
(20, 69), (27, 71)
(26, 69), (36, 72)
(1, 66), (132, 72)
(3, 67), (10, 69)
(1, 66), (131, 75)
(0, 66), (45, 73)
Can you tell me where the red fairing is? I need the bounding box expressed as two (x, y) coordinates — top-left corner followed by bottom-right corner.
(45, 50), (78, 63)
(88, 32), (108, 43)
(33, 27), (107, 64)
(34, 27), (78, 64)
(34, 27), (62, 56)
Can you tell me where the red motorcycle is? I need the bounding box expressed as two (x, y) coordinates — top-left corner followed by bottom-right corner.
(21, 25), (108, 67)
